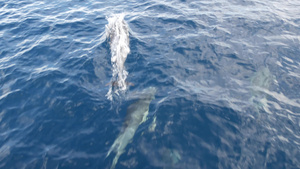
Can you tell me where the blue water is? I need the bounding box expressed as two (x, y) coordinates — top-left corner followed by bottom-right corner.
(1, 0), (300, 168)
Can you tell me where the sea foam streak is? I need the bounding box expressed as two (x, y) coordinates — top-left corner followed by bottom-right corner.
(105, 14), (130, 100)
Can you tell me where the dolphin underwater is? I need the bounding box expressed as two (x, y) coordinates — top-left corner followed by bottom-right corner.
(106, 87), (157, 169)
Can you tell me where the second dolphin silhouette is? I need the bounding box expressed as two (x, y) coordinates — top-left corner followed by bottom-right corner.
(106, 87), (157, 169)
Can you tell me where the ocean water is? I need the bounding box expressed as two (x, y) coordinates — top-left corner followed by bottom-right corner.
(1, 0), (300, 168)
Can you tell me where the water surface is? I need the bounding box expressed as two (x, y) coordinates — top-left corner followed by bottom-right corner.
(0, 0), (300, 168)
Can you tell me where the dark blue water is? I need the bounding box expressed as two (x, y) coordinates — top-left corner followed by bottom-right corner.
(1, 0), (300, 168)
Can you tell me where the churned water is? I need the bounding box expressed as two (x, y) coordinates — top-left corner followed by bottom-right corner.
(0, 0), (300, 168)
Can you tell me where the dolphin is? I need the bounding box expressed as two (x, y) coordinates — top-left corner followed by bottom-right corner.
(106, 87), (157, 169)
(105, 14), (130, 100)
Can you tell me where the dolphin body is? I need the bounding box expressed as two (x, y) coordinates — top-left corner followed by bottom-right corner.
(105, 14), (130, 101)
(107, 87), (157, 169)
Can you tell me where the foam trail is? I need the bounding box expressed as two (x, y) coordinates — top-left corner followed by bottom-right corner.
(105, 14), (130, 100)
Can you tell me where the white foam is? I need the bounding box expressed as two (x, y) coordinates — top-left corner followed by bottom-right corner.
(105, 14), (130, 100)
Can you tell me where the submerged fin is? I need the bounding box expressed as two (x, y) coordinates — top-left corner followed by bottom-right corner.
(106, 146), (113, 158)
(106, 138), (119, 158)
(110, 152), (121, 169)
(107, 135), (125, 169)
